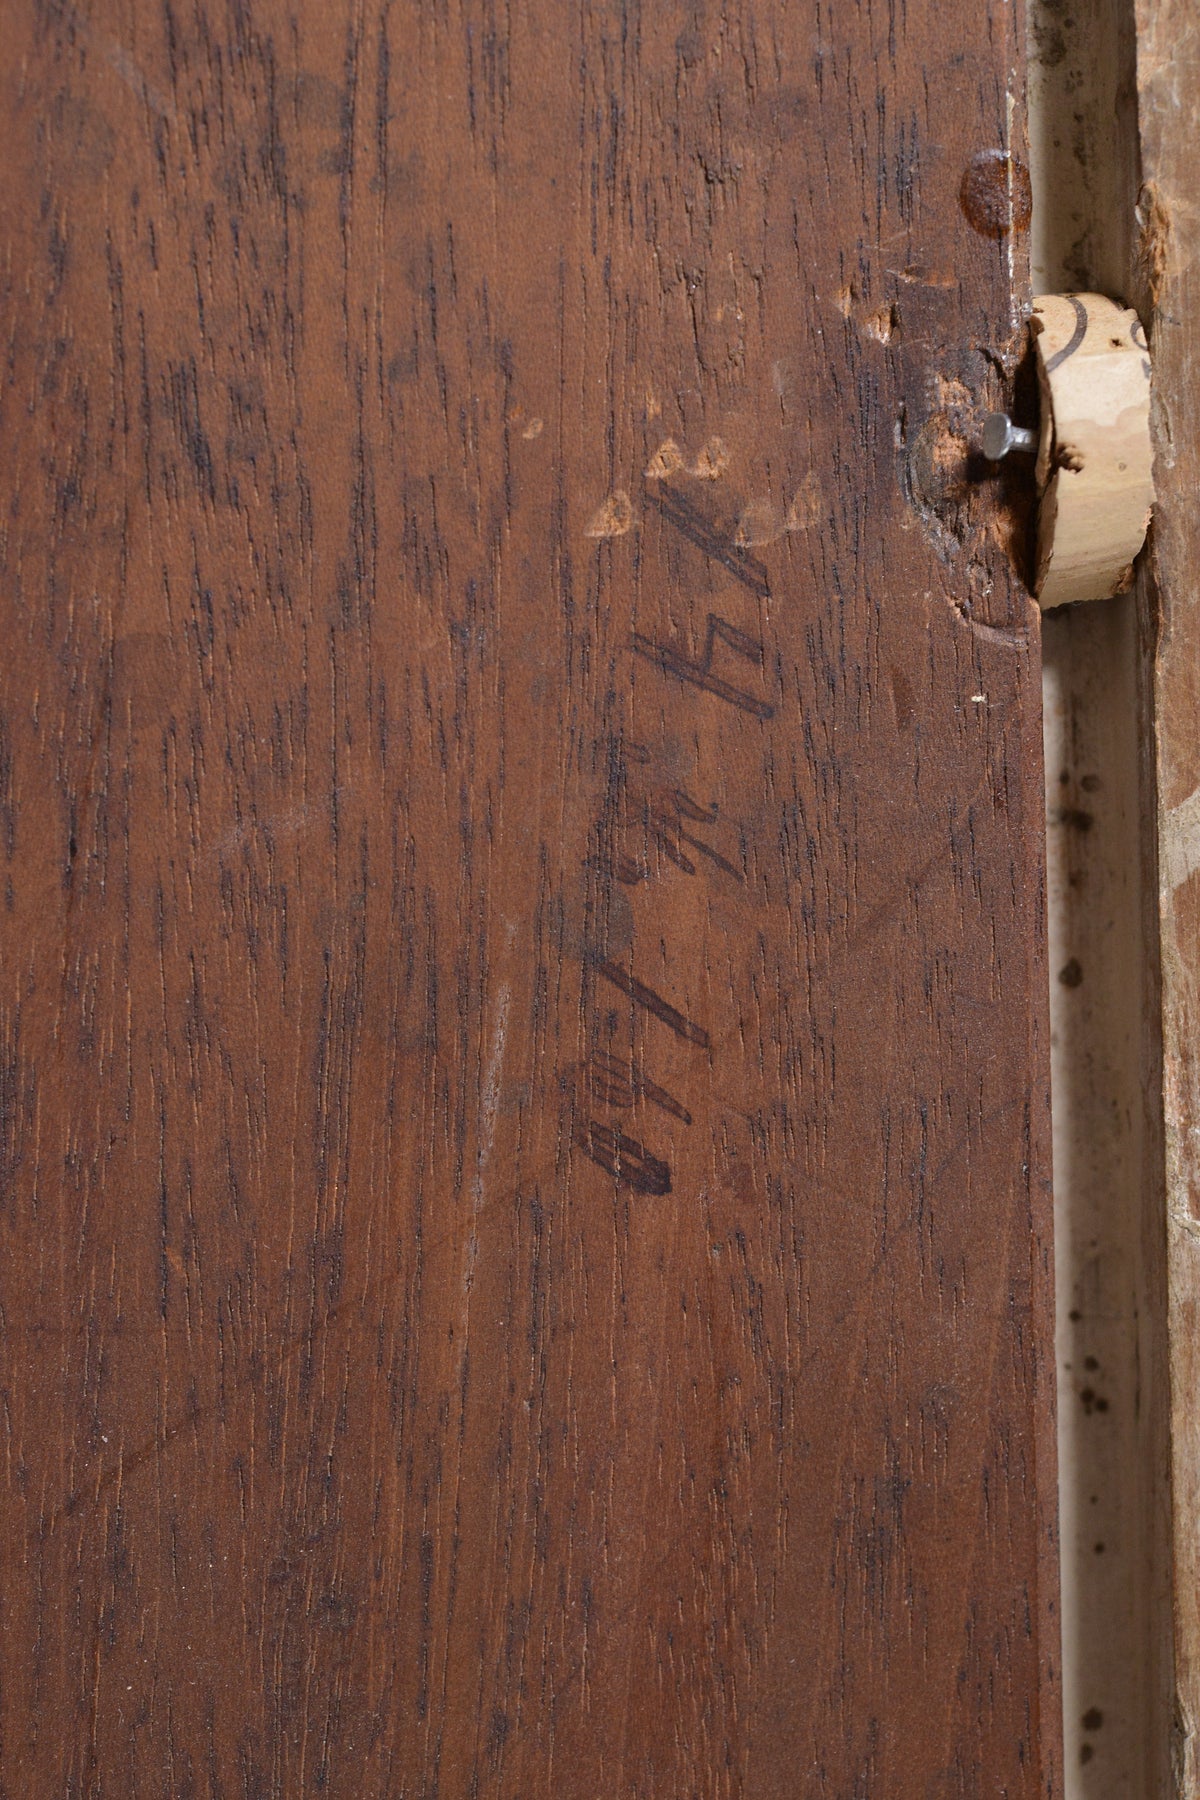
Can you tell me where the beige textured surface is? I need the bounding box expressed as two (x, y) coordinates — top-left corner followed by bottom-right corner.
(1135, 1), (1200, 1790)
(1032, 292), (1153, 609)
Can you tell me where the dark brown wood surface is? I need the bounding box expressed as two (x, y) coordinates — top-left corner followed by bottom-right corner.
(0, 2), (1059, 1793)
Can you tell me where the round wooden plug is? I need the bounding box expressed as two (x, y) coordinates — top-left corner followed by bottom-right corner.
(1030, 291), (1154, 609)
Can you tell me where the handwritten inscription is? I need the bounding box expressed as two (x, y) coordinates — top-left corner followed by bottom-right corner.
(646, 486), (770, 596)
(594, 955), (711, 1049)
(579, 1046), (692, 1124)
(571, 1117), (672, 1197)
(631, 612), (775, 720)
(574, 480), (775, 1193)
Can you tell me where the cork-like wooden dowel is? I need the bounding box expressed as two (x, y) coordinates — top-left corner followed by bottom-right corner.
(1032, 291), (1153, 608)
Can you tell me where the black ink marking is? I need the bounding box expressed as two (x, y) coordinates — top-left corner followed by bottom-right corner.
(573, 1118), (672, 1195)
(637, 1069), (692, 1124)
(631, 613), (775, 720)
(645, 790), (743, 879)
(585, 1048), (692, 1124)
(1044, 296), (1089, 374)
(648, 485), (770, 597)
(595, 957), (711, 1048)
(614, 853), (652, 884)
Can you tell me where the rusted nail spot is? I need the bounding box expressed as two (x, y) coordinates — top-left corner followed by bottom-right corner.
(959, 150), (1033, 239)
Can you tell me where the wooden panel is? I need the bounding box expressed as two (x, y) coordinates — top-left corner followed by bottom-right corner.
(0, 2), (1059, 1792)
(1135, 6), (1200, 1788)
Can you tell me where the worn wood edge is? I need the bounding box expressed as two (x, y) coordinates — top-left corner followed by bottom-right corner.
(998, 67), (1068, 1793)
(1027, 651), (1069, 1800)
(1133, 3), (1200, 1789)
(1007, 79), (1069, 1800)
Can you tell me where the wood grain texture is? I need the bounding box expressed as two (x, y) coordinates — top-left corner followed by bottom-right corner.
(1135, 7), (1200, 1790)
(0, 3), (1059, 1793)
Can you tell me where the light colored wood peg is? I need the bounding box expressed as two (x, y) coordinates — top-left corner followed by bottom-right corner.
(1031, 292), (1153, 609)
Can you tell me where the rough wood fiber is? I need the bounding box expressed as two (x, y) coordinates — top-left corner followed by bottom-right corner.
(0, 2), (1058, 1793)
(1134, 6), (1200, 1791)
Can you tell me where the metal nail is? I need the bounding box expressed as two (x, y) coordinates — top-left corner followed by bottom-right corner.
(982, 412), (1039, 461)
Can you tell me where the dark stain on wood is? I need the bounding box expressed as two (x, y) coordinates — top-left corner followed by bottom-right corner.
(960, 148), (1036, 238)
